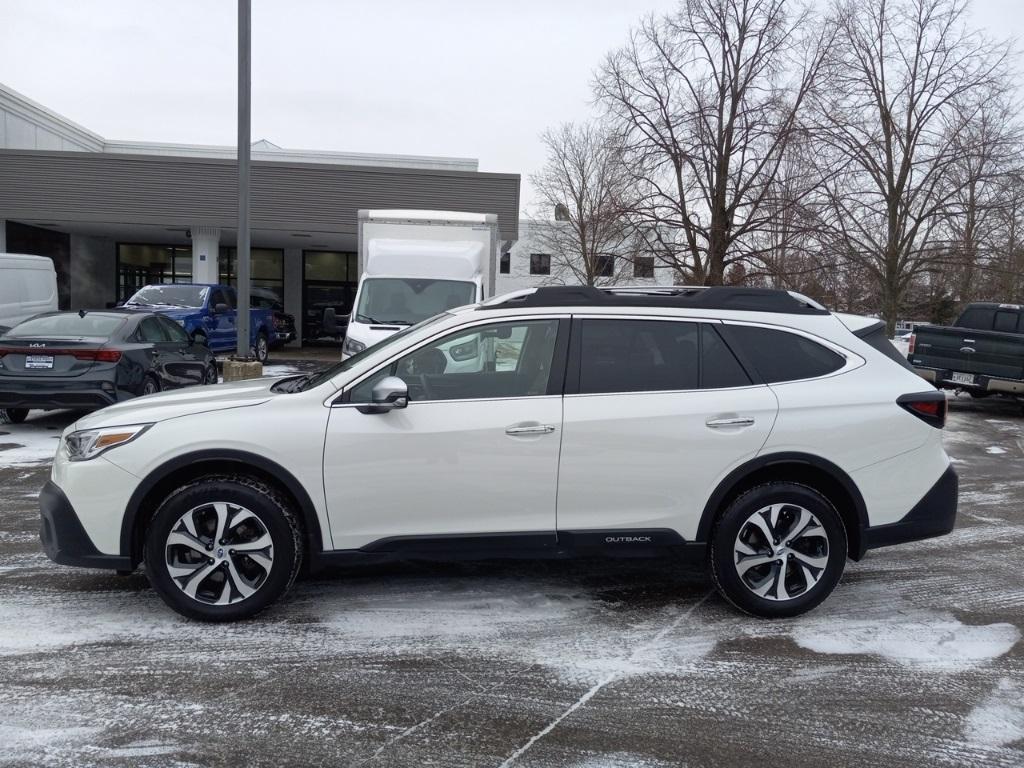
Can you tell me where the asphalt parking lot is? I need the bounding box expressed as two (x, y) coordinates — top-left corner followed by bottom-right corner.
(0, 379), (1021, 767)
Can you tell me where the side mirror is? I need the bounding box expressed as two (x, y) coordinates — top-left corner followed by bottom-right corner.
(214, 303), (230, 314)
(194, 333), (209, 346)
(357, 376), (408, 414)
(323, 307), (340, 336)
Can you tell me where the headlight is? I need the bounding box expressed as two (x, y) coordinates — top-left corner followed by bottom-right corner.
(64, 424), (153, 462)
(342, 336), (365, 357)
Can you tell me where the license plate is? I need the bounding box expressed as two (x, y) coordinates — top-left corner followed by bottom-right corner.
(951, 371), (975, 385)
(25, 355), (54, 370)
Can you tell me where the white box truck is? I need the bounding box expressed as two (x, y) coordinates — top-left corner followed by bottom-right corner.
(0, 253), (59, 332)
(342, 209), (499, 358)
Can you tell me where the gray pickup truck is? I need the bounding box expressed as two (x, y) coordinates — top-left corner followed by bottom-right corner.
(909, 302), (1024, 410)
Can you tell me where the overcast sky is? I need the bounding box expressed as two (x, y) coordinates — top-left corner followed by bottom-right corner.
(1, 0), (1021, 213)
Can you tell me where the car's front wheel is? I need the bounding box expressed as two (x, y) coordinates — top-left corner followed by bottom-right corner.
(710, 482), (846, 618)
(144, 475), (302, 621)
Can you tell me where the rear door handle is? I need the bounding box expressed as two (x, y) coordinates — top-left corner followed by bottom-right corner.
(706, 417), (755, 429)
(505, 424), (557, 435)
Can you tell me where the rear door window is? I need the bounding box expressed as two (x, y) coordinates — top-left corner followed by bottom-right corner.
(700, 324), (752, 388)
(577, 319), (699, 394)
(725, 325), (845, 383)
(137, 316), (170, 343)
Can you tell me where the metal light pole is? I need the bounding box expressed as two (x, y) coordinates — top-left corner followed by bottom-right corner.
(236, 0), (252, 358)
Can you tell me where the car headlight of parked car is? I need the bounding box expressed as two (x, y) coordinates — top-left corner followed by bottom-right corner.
(342, 336), (365, 356)
(64, 424), (153, 462)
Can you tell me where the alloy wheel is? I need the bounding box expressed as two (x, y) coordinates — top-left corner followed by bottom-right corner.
(164, 501), (274, 606)
(733, 503), (829, 601)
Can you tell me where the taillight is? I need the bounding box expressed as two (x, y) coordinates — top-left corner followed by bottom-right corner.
(0, 348), (120, 363)
(898, 392), (946, 428)
(908, 333), (916, 355)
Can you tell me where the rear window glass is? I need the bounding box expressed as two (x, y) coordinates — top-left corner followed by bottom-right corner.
(726, 325), (844, 383)
(860, 325), (915, 371)
(6, 313), (125, 339)
(578, 319), (699, 394)
(957, 308), (996, 330)
(701, 324), (752, 388)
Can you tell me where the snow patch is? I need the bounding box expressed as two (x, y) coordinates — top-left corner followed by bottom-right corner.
(791, 612), (1020, 670)
(0, 425), (62, 466)
(261, 364), (302, 378)
(965, 678), (1024, 749)
(985, 446), (1007, 455)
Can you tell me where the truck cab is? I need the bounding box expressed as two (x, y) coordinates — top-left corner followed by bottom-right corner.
(342, 210), (499, 359)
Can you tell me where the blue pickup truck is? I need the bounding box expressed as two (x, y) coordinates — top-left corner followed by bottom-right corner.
(123, 283), (277, 362)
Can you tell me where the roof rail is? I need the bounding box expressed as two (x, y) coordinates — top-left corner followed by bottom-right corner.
(483, 285), (830, 315)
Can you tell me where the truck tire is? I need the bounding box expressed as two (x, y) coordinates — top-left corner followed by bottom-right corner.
(254, 331), (269, 363)
(1, 409), (29, 425)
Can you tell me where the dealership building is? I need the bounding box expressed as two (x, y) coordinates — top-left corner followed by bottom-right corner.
(0, 82), (520, 344)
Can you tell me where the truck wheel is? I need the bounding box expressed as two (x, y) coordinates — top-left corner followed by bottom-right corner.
(254, 332), (269, 363)
(1, 409), (29, 425)
(144, 474), (302, 621)
(142, 375), (161, 396)
(710, 482), (847, 618)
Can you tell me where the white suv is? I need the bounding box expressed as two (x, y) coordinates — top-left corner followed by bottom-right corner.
(40, 286), (957, 620)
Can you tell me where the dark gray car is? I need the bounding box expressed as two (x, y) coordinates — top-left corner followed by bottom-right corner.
(0, 309), (217, 422)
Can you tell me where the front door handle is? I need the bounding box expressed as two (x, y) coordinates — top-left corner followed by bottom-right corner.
(706, 417), (755, 429)
(505, 424), (557, 435)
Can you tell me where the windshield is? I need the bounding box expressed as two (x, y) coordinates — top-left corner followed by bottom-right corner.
(298, 313), (450, 391)
(127, 285), (208, 309)
(355, 278), (476, 326)
(6, 313), (126, 339)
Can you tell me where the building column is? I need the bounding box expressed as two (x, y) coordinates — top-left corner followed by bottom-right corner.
(283, 247), (303, 346)
(190, 226), (220, 284)
(0, 219), (7, 252)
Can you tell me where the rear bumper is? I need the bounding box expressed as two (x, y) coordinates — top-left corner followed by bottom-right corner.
(861, 466), (958, 553)
(0, 378), (126, 410)
(913, 366), (1024, 395)
(39, 481), (131, 570)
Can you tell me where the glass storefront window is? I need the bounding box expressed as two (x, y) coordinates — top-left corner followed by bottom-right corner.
(304, 251), (357, 282)
(303, 251), (358, 343)
(220, 248), (285, 305)
(117, 244), (193, 302)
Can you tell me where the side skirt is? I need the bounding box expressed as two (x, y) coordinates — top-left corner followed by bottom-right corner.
(308, 529), (707, 572)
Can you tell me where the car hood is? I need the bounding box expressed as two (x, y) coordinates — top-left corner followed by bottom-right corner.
(74, 377), (277, 430)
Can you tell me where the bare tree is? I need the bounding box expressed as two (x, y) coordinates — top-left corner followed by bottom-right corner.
(813, 0), (1012, 332)
(595, 0), (835, 285)
(528, 122), (635, 286)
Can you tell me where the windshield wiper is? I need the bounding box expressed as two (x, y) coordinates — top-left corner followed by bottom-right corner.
(381, 319), (412, 326)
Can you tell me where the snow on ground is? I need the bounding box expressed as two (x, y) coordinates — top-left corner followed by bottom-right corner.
(966, 678), (1024, 749)
(0, 422), (62, 467)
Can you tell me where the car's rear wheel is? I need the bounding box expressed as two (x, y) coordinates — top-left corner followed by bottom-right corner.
(142, 375), (160, 396)
(1, 408), (29, 424)
(710, 482), (846, 618)
(144, 475), (302, 621)
(204, 364), (219, 385)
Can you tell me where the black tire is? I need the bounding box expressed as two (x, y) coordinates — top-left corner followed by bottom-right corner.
(141, 375), (161, 396)
(254, 331), (269, 363)
(1, 408), (29, 424)
(968, 391), (990, 399)
(710, 482), (847, 618)
(144, 474), (302, 621)
(204, 364), (219, 385)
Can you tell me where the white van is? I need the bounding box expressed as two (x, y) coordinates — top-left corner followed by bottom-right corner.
(0, 253), (59, 332)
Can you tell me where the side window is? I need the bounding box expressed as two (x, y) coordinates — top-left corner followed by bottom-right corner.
(137, 316), (170, 343)
(225, 288), (238, 309)
(726, 325), (844, 383)
(350, 319), (560, 403)
(957, 308), (995, 330)
(700, 324), (752, 388)
(577, 319), (698, 394)
(994, 311), (1019, 333)
(158, 316), (191, 344)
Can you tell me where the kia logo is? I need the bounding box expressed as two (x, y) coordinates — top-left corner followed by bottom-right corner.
(29, 343), (46, 348)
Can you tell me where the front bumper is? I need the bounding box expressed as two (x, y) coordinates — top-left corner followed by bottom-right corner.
(0, 378), (126, 410)
(39, 480), (131, 570)
(913, 366), (1024, 396)
(861, 466), (958, 553)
